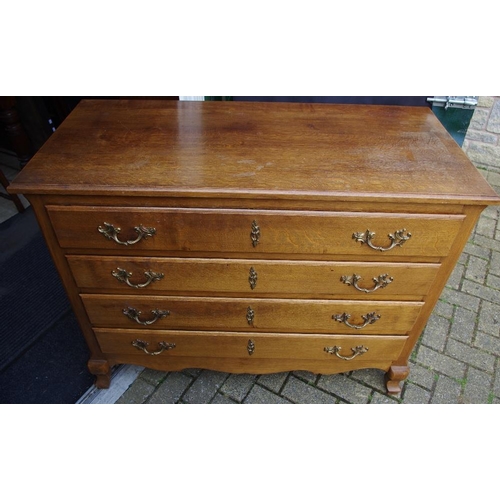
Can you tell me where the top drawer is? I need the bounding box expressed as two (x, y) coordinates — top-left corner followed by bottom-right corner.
(46, 206), (465, 257)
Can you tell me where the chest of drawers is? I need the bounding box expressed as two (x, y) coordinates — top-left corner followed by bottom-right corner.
(9, 100), (500, 395)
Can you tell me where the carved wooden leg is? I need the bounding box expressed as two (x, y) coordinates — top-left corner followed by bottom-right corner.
(88, 359), (111, 389)
(385, 365), (409, 395)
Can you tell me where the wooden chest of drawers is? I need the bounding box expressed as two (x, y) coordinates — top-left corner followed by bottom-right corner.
(9, 100), (500, 394)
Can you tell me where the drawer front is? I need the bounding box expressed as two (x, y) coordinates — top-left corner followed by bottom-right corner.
(82, 295), (423, 334)
(69, 256), (440, 299)
(48, 206), (464, 257)
(94, 328), (408, 363)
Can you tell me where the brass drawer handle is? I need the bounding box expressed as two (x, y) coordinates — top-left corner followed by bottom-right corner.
(333, 311), (381, 329)
(250, 220), (260, 247)
(98, 222), (156, 245)
(249, 267), (258, 290)
(353, 228), (411, 252)
(132, 339), (176, 355)
(123, 306), (170, 325)
(112, 268), (165, 288)
(341, 273), (394, 293)
(324, 345), (369, 360)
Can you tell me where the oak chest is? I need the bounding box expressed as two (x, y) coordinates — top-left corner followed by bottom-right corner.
(9, 100), (500, 394)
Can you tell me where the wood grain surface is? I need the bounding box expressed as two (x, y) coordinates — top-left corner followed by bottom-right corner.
(9, 100), (500, 204)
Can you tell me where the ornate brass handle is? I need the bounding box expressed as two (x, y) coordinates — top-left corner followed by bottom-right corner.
(333, 311), (381, 329)
(98, 222), (156, 245)
(132, 339), (176, 355)
(250, 220), (260, 247)
(249, 267), (258, 290)
(341, 273), (394, 293)
(352, 228), (411, 252)
(324, 345), (369, 360)
(123, 306), (170, 325)
(112, 268), (164, 288)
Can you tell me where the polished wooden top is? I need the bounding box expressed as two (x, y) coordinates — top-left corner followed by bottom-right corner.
(10, 99), (500, 205)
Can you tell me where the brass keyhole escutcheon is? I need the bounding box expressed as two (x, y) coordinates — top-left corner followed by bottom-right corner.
(251, 220), (260, 247)
(249, 267), (258, 290)
(246, 306), (255, 325)
(247, 339), (255, 355)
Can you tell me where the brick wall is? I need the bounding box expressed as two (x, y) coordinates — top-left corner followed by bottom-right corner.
(462, 96), (500, 192)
